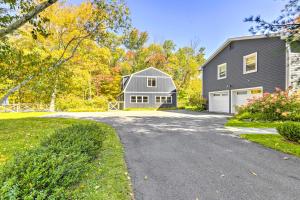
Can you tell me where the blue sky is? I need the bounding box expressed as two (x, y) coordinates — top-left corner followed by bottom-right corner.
(70, 0), (286, 58)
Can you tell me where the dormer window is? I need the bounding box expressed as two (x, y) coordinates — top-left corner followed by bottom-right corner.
(243, 52), (257, 74)
(217, 63), (227, 80)
(147, 77), (157, 87)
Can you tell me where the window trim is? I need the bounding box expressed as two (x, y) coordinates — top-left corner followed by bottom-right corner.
(217, 63), (227, 80)
(243, 52), (257, 74)
(147, 77), (157, 87)
(130, 95), (149, 103)
(155, 96), (172, 104)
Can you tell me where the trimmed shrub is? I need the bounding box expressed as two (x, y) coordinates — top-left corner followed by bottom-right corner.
(0, 123), (106, 199)
(277, 122), (300, 143)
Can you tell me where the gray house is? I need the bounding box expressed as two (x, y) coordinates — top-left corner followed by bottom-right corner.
(200, 35), (300, 113)
(119, 67), (177, 109)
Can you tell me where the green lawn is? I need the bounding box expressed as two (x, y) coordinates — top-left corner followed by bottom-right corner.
(0, 112), (132, 199)
(240, 134), (300, 158)
(0, 112), (50, 119)
(225, 119), (283, 128)
(124, 107), (177, 111)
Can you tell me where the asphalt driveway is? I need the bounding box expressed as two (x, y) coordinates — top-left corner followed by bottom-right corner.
(48, 110), (300, 200)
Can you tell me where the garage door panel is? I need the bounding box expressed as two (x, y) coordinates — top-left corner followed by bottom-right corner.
(232, 88), (262, 113)
(209, 91), (229, 113)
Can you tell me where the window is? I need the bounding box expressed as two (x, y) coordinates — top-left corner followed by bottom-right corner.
(167, 96), (172, 103)
(243, 52), (257, 74)
(147, 77), (157, 87)
(130, 96), (136, 103)
(217, 63), (227, 80)
(155, 96), (172, 104)
(156, 96), (160, 103)
(143, 96), (148, 103)
(137, 96), (142, 103)
(250, 89), (262, 94)
(236, 91), (247, 95)
(130, 96), (149, 103)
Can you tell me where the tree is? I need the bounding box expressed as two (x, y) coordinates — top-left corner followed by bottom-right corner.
(0, 0), (58, 38)
(123, 28), (148, 50)
(245, 0), (300, 41)
(0, 0), (131, 105)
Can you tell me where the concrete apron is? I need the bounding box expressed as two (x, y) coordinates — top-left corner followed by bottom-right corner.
(225, 127), (278, 135)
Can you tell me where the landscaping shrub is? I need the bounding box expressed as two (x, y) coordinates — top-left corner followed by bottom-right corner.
(0, 123), (106, 199)
(277, 122), (300, 143)
(56, 94), (108, 112)
(187, 93), (207, 111)
(236, 88), (300, 121)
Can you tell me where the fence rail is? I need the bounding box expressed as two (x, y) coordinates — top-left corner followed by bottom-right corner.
(108, 101), (124, 111)
(0, 104), (49, 112)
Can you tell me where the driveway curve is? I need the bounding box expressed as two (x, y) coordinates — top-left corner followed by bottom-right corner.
(48, 110), (300, 200)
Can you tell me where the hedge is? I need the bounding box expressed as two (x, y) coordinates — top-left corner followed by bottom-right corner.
(0, 123), (106, 199)
(277, 122), (300, 143)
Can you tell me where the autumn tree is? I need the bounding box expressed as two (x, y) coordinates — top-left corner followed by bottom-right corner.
(0, 0), (131, 105)
(0, 0), (58, 38)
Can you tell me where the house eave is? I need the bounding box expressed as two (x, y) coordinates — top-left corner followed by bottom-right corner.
(199, 34), (282, 70)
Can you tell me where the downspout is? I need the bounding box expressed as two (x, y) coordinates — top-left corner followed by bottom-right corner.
(227, 84), (232, 114)
(286, 42), (290, 90)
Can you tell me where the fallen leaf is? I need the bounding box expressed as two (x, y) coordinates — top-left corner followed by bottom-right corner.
(250, 171), (257, 176)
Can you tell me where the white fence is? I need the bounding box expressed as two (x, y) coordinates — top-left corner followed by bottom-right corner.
(108, 101), (124, 111)
(0, 104), (49, 112)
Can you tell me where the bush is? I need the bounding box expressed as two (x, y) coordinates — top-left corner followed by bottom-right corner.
(0, 123), (106, 199)
(236, 88), (300, 121)
(56, 95), (108, 112)
(277, 122), (300, 143)
(187, 93), (206, 111)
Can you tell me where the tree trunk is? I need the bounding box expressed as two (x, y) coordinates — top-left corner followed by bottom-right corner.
(49, 83), (57, 112)
(88, 71), (92, 100)
(0, 76), (33, 105)
(0, 0), (58, 38)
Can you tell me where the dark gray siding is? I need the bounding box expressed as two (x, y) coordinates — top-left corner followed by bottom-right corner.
(124, 93), (177, 108)
(203, 37), (286, 99)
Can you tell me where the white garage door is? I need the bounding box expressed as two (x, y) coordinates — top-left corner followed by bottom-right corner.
(209, 91), (229, 113)
(231, 88), (262, 113)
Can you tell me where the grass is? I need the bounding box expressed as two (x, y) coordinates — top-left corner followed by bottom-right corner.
(124, 107), (177, 111)
(240, 134), (300, 158)
(0, 112), (50, 119)
(225, 119), (283, 128)
(72, 124), (133, 199)
(0, 112), (132, 199)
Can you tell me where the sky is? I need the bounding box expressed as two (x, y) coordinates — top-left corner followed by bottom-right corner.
(70, 0), (286, 58)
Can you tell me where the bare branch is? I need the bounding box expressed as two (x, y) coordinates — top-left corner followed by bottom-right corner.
(0, 0), (58, 38)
